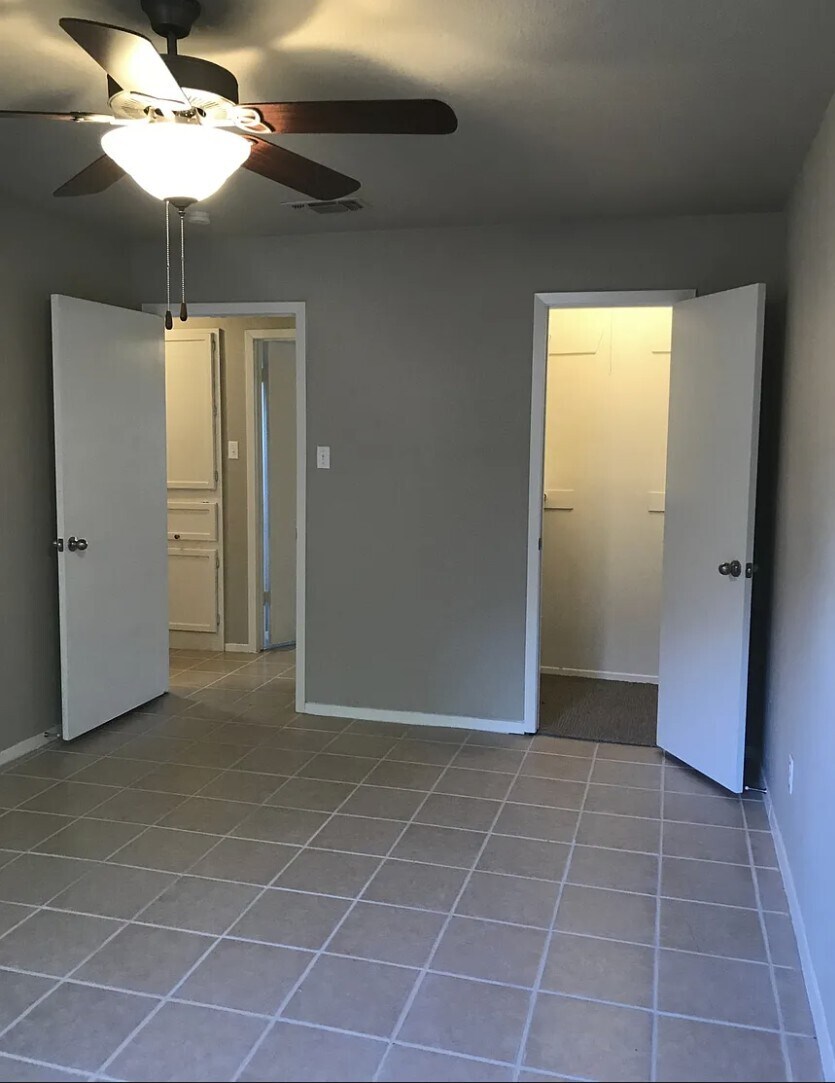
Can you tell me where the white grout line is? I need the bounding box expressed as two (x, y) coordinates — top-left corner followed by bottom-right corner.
(511, 742), (599, 1080)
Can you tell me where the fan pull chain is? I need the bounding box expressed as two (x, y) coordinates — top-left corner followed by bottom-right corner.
(179, 207), (188, 322)
(163, 200), (173, 331)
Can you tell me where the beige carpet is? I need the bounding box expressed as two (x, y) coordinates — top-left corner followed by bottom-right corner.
(538, 674), (658, 747)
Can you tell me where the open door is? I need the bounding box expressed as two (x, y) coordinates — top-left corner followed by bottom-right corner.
(657, 284), (765, 792)
(52, 296), (168, 740)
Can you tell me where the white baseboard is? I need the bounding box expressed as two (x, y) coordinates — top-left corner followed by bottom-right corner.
(765, 790), (834, 1081)
(540, 665), (658, 685)
(302, 702), (530, 735)
(0, 731), (52, 768)
(224, 643), (257, 654)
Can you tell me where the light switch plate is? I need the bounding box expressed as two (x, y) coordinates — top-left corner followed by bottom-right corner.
(228, 441), (239, 460)
(316, 445), (331, 469)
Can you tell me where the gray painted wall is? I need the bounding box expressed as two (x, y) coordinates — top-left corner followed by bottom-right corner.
(133, 215), (786, 721)
(0, 198), (132, 755)
(186, 316), (293, 645)
(765, 94), (835, 1067)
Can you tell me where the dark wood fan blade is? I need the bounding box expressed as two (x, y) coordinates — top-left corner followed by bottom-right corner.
(54, 155), (126, 197)
(244, 137), (360, 200)
(243, 99), (457, 135)
(0, 109), (112, 123)
(59, 18), (189, 106)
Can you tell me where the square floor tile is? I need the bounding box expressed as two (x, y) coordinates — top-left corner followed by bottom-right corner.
(245, 1021), (386, 1083)
(576, 811), (661, 853)
(786, 1035), (823, 1083)
(0, 902), (33, 937)
(178, 938), (312, 1013)
(285, 954), (418, 1037)
(158, 796), (253, 835)
(140, 876), (260, 934)
(0, 970), (53, 1030)
(197, 770), (281, 804)
(664, 764), (731, 797)
(0, 982), (156, 1072)
(132, 763), (221, 796)
(756, 867), (789, 913)
(750, 831), (778, 868)
(776, 966), (815, 1035)
(174, 740), (253, 770)
(658, 949), (778, 1027)
(108, 827), (220, 873)
(662, 857), (756, 908)
(21, 782), (119, 817)
(416, 794), (500, 831)
(299, 755), (376, 784)
(231, 806), (329, 845)
(452, 746), (524, 773)
(276, 849), (378, 897)
(7, 751), (97, 780)
(665, 792), (744, 828)
(530, 736), (595, 757)
(399, 972), (529, 1061)
(663, 821), (750, 864)
(89, 788), (186, 825)
(314, 814), (404, 856)
(477, 836), (568, 880)
(230, 888), (349, 948)
(437, 768), (514, 801)
(365, 761), (444, 791)
(329, 901), (445, 966)
(109, 1000), (265, 1082)
(51, 864), (175, 919)
(0, 811), (72, 850)
(263, 728), (338, 752)
(267, 777), (355, 811)
(592, 760), (661, 788)
(522, 753), (591, 782)
(363, 860), (467, 912)
(556, 884), (656, 944)
(567, 845), (658, 894)
(0, 854), (93, 905)
(389, 740), (458, 766)
(493, 803), (578, 843)
(508, 776), (585, 809)
(392, 824), (484, 867)
(71, 757), (155, 787)
(33, 818), (142, 860)
(0, 775), (56, 809)
(456, 871), (558, 928)
(115, 735), (193, 763)
(234, 746), (313, 776)
(764, 911), (802, 968)
(340, 786), (426, 821)
(656, 1015), (786, 1082)
(584, 784), (661, 818)
(660, 897), (766, 959)
(378, 1045), (513, 1083)
(76, 923), (211, 994)
(432, 916), (546, 986)
(542, 932), (654, 1007)
(188, 837), (298, 884)
(0, 909), (120, 976)
(327, 734), (400, 759)
(524, 992), (652, 1081)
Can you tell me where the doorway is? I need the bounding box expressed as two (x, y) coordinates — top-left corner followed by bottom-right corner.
(539, 305), (673, 746)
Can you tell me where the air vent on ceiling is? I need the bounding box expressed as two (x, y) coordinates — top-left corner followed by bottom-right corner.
(289, 198), (366, 215)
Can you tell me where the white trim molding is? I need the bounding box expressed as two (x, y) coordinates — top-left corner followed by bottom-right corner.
(0, 731), (52, 767)
(540, 665), (659, 685)
(303, 702), (529, 736)
(524, 289), (695, 734)
(765, 791), (835, 1081)
(224, 643), (257, 654)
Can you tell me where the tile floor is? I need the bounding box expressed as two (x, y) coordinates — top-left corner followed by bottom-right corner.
(0, 648), (822, 1082)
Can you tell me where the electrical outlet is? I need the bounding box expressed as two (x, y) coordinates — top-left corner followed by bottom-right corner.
(788, 755), (794, 795)
(228, 440), (239, 460)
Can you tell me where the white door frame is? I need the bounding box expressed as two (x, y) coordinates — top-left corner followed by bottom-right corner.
(143, 301), (306, 709)
(524, 290), (695, 733)
(243, 328), (297, 654)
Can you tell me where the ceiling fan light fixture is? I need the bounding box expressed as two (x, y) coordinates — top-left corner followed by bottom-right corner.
(100, 123), (250, 202)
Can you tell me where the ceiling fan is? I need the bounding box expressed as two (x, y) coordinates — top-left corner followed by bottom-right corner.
(0, 0), (458, 205)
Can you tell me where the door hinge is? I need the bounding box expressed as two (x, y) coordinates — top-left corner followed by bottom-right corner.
(53, 538), (64, 552)
(216, 552), (220, 569)
(745, 562), (758, 579)
(263, 590), (271, 604)
(214, 468), (219, 485)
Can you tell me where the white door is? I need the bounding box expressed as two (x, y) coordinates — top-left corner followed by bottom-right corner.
(263, 338), (296, 647)
(52, 296), (168, 740)
(657, 284), (765, 792)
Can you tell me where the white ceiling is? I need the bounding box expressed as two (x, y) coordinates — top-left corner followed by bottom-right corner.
(0, 0), (832, 237)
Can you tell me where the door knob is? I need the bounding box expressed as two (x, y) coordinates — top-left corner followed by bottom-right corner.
(718, 560), (742, 578)
(67, 536), (88, 552)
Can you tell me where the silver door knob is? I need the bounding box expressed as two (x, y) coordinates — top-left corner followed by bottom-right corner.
(67, 536), (88, 552)
(718, 560), (741, 578)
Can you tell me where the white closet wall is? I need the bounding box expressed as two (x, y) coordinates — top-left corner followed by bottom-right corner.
(540, 307), (671, 682)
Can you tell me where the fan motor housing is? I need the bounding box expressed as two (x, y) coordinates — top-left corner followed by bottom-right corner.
(107, 54), (239, 118)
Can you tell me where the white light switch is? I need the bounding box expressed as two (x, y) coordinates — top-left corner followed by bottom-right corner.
(228, 441), (239, 460)
(316, 445), (331, 469)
